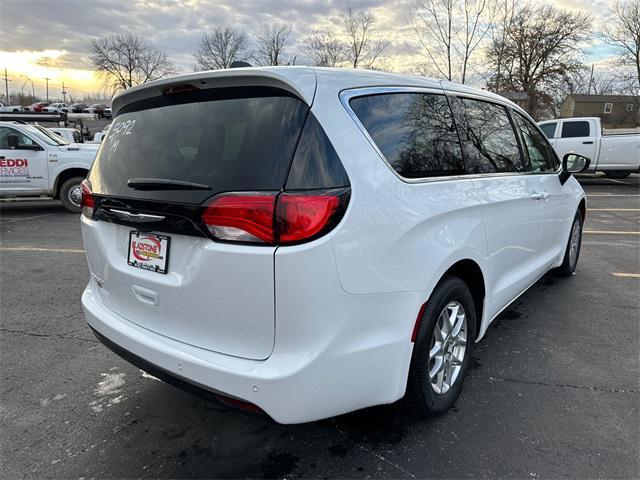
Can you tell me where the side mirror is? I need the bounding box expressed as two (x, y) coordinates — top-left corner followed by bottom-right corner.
(560, 153), (591, 184)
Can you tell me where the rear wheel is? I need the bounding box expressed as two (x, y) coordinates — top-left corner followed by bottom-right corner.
(59, 176), (85, 213)
(554, 210), (583, 276)
(604, 171), (632, 179)
(406, 276), (476, 416)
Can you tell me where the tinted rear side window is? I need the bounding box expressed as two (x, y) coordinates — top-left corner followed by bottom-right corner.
(88, 87), (308, 204)
(539, 123), (557, 138)
(350, 93), (464, 178)
(286, 114), (349, 189)
(561, 121), (590, 138)
(450, 97), (523, 173)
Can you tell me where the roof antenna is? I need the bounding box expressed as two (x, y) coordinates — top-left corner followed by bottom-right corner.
(230, 61), (252, 68)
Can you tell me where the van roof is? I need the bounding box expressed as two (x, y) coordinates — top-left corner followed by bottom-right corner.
(111, 66), (519, 116)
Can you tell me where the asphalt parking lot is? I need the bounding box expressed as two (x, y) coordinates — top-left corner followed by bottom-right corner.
(1, 174), (638, 479)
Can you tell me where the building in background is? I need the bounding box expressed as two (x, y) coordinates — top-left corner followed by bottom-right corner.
(560, 95), (640, 128)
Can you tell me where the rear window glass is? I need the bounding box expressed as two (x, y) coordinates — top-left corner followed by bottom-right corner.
(561, 121), (590, 138)
(539, 123), (557, 138)
(88, 87), (308, 204)
(349, 93), (464, 178)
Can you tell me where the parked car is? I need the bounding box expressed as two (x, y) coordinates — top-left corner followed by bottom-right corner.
(0, 121), (97, 211)
(90, 104), (107, 117)
(44, 103), (69, 113)
(48, 127), (84, 143)
(70, 103), (88, 113)
(0, 102), (23, 113)
(103, 107), (112, 119)
(80, 67), (589, 424)
(539, 117), (640, 178)
(25, 102), (49, 112)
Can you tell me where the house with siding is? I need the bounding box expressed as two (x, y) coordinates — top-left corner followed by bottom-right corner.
(560, 94), (640, 128)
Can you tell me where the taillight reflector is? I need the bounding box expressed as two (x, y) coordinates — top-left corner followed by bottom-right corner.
(81, 180), (95, 218)
(202, 194), (276, 243)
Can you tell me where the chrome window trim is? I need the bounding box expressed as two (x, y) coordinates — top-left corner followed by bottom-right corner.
(339, 86), (561, 184)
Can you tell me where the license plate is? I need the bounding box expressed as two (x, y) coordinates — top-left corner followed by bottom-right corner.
(127, 231), (170, 274)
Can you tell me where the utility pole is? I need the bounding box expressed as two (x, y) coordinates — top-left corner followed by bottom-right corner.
(3, 68), (10, 101)
(44, 77), (51, 102)
(61, 81), (67, 103)
(587, 64), (594, 95)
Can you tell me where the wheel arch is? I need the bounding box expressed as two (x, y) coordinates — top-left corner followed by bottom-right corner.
(53, 168), (89, 198)
(578, 197), (586, 221)
(439, 259), (486, 341)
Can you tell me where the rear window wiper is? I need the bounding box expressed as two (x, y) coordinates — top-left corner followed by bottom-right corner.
(127, 178), (212, 191)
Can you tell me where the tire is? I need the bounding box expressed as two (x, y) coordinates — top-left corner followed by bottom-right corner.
(406, 276), (476, 417)
(604, 171), (632, 179)
(59, 176), (85, 213)
(554, 210), (583, 277)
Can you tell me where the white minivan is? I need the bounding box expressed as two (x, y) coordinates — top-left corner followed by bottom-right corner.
(81, 67), (589, 424)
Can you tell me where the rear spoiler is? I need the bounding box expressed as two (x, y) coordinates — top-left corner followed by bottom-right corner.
(111, 68), (317, 117)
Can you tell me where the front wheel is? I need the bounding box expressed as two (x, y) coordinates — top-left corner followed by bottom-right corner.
(406, 276), (476, 417)
(554, 211), (583, 276)
(59, 176), (85, 213)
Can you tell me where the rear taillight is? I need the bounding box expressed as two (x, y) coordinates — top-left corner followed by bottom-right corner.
(202, 194), (276, 243)
(201, 189), (349, 245)
(81, 180), (95, 218)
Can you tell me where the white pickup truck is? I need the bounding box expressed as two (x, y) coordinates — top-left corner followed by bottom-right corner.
(0, 102), (23, 113)
(538, 117), (640, 178)
(0, 122), (98, 212)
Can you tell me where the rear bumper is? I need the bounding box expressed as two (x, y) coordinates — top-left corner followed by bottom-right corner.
(82, 281), (420, 424)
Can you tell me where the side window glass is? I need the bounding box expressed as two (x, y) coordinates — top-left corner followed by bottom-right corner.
(539, 123), (557, 139)
(512, 111), (559, 173)
(0, 127), (37, 149)
(450, 97), (524, 173)
(561, 121), (590, 138)
(350, 93), (464, 178)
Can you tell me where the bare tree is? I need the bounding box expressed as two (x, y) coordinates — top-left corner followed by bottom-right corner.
(342, 8), (390, 68)
(412, 0), (492, 83)
(603, 0), (640, 92)
(194, 27), (250, 70)
(301, 30), (345, 67)
(89, 34), (174, 92)
(254, 24), (292, 66)
(486, 5), (592, 118)
(488, 0), (515, 86)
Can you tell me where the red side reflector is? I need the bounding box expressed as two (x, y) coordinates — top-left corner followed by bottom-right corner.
(202, 194), (276, 243)
(277, 194), (341, 244)
(81, 180), (94, 218)
(215, 394), (264, 414)
(411, 302), (427, 342)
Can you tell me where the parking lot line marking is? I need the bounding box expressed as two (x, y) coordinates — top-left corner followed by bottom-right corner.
(584, 230), (640, 236)
(586, 194), (640, 197)
(612, 273), (640, 278)
(0, 246), (85, 253)
(588, 208), (640, 211)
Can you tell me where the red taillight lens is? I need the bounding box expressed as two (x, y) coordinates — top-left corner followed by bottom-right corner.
(81, 180), (95, 218)
(201, 189), (349, 245)
(277, 194), (341, 244)
(202, 194), (276, 243)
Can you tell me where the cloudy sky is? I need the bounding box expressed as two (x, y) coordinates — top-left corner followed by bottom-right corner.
(0, 0), (617, 100)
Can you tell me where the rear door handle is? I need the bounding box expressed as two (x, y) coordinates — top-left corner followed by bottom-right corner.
(582, 141), (594, 144)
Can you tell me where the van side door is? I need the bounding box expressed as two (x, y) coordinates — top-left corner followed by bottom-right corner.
(511, 110), (574, 268)
(0, 126), (49, 195)
(449, 96), (545, 319)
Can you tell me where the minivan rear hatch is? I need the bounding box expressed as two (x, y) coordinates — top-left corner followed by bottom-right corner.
(83, 85), (309, 360)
